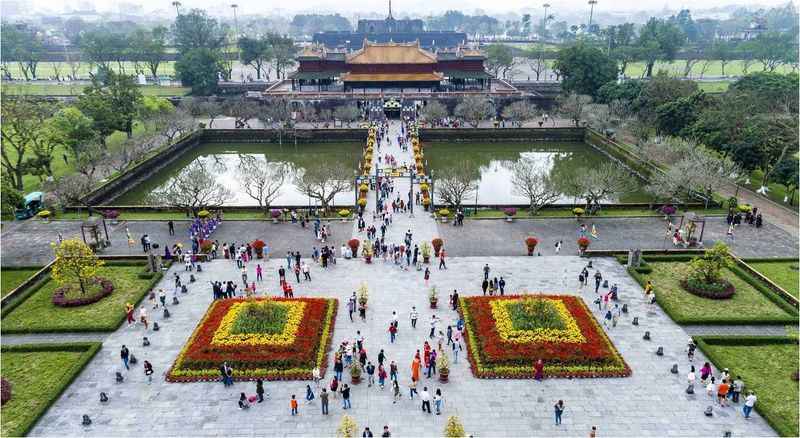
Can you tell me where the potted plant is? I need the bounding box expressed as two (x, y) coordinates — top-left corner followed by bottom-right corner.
(660, 205), (676, 220)
(357, 198), (368, 209)
(337, 415), (358, 437)
(577, 236), (591, 255)
(420, 241), (432, 264)
(572, 207), (585, 220)
(270, 209), (281, 223)
(443, 416), (466, 438)
(503, 207), (517, 222)
(525, 237), (538, 256)
(103, 209), (120, 225)
(422, 197), (431, 211)
(338, 209), (351, 219)
(359, 183), (369, 193)
(350, 362), (362, 384)
(737, 204), (753, 213)
(429, 286), (439, 309)
(198, 210), (211, 219)
(37, 210), (52, 222)
(357, 282), (369, 307)
(419, 183), (430, 193)
(431, 238), (444, 257)
(438, 209), (451, 223)
(362, 240), (373, 263)
(251, 239), (266, 258)
(199, 239), (214, 254)
(347, 239), (360, 259)
(437, 351), (450, 382)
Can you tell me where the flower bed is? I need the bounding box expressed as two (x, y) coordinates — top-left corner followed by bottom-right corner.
(167, 297), (337, 382)
(459, 295), (630, 379)
(680, 278), (736, 299)
(51, 277), (114, 307)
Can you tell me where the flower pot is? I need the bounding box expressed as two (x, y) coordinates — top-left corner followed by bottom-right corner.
(430, 299), (438, 309)
(351, 375), (361, 384)
(365, 255), (372, 264)
(527, 248), (534, 256)
(441, 217), (448, 223)
(272, 218), (278, 224)
(423, 256), (430, 264)
(439, 371), (449, 383)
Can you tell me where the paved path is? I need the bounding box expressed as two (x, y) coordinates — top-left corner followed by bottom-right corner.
(718, 183), (799, 238)
(438, 216), (798, 259)
(28, 257), (776, 437)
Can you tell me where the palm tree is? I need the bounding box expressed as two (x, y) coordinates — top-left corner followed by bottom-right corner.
(171, 1), (181, 16)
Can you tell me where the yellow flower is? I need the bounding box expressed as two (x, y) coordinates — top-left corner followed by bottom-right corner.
(489, 299), (585, 344)
(211, 301), (306, 347)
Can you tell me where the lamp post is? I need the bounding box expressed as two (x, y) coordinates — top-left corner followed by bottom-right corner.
(171, 1), (181, 16)
(231, 4), (241, 79)
(587, 0), (598, 31)
(541, 3), (550, 38)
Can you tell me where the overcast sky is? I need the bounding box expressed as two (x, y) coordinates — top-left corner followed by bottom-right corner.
(31, 0), (797, 16)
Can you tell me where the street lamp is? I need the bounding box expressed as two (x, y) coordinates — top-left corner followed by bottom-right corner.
(171, 1), (181, 16)
(231, 4), (241, 80)
(541, 3), (550, 38)
(587, 0), (598, 31)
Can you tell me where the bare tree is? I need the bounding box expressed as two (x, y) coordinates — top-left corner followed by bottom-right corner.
(147, 159), (231, 215)
(293, 161), (353, 213)
(584, 103), (619, 135)
(454, 95), (494, 128)
(510, 158), (561, 214)
(420, 101), (448, 125)
(574, 161), (635, 212)
(155, 108), (195, 143)
(435, 161), (478, 208)
(524, 48), (547, 81)
(236, 155), (286, 215)
(185, 98), (223, 128)
(502, 100), (537, 127)
(557, 93), (592, 126)
(45, 173), (95, 212)
(223, 97), (259, 128)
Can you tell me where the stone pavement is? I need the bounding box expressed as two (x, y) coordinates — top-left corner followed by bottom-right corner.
(29, 257), (775, 437)
(437, 216), (798, 259)
(0, 219), (352, 267)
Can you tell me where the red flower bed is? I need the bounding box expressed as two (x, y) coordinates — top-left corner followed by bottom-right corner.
(167, 297), (337, 383)
(460, 295), (631, 379)
(52, 277), (114, 307)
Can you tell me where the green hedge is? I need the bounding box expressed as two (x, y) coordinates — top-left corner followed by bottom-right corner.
(694, 336), (799, 437)
(628, 256), (798, 325)
(1, 342), (102, 437)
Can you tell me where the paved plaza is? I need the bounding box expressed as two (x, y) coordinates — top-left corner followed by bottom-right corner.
(28, 257), (775, 437)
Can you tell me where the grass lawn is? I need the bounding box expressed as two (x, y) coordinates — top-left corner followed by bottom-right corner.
(468, 206), (728, 219)
(1, 82), (189, 97)
(742, 169), (799, 207)
(623, 60), (794, 79)
(633, 261), (797, 324)
(1, 343), (102, 437)
(1, 263), (159, 333)
(698, 338), (799, 437)
(1, 268), (41, 295)
(2, 61), (177, 79)
(746, 260), (800, 298)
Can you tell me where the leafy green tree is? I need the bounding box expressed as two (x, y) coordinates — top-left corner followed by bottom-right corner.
(79, 28), (129, 77)
(596, 80), (643, 105)
(268, 34), (297, 80)
(744, 32), (795, 72)
(172, 9), (227, 53)
(553, 44), (617, 98)
(51, 239), (105, 294)
(729, 72), (799, 114)
(0, 97), (56, 189)
(709, 41), (735, 76)
(78, 71), (143, 139)
(0, 23), (44, 80)
(484, 44), (514, 79)
(46, 107), (97, 158)
(130, 26), (168, 78)
(239, 36), (272, 80)
(654, 91), (713, 136)
(175, 48), (223, 95)
(1, 176), (24, 216)
(636, 18), (684, 77)
(633, 72), (697, 123)
(773, 157), (799, 205)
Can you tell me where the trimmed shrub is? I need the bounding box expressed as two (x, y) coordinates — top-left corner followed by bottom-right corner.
(680, 278), (736, 299)
(51, 277), (114, 307)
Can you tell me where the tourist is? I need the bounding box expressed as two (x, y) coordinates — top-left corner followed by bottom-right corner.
(590, 426), (597, 437)
(717, 379), (730, 406)
(320, 388), (329, 415)
(342, 384), (351, 409)
(302, 262), (311, 281)
(256, 379), (265, 403)
(438, 248), (447, 269)
(389, 360), (398, 381)
(313, 367), (321, 388)
(120, 345), (130, 370)
(499, 277), (506, 295)
(594, 271), (603, 293)
(158, 289), (166, 307)
(334, 357), (344, 381)
(348, 296), (357, 322)
(363, 427), (373, 437)
(168, 220), (175, 236)
(366, 361), (376, 387)
(452, 339), (462, 364)
(706, 376), (716, 397)
(305, 384), (315, 404)
(330, 376), (339, 399)
(743, 391), (757, 418)
(534, 359), (544, 381)
(294, 264), (301, 283)
(256, 264), (263, 282)
(139, 307), (149, 330)
(687, 366), (696, 389)
(239, 393), (251, 410)
(125, 302), (135, 326)
(290, 394), (298, 415)
(429, 315), (438, 338)
(434, 388), (443, 415)
(378, 364), (387, 389)
(382, 425), (391, 437)
(389, 322), (397, 343)
(420, 387), (431, 413)
(700, 362), (713, 385)
(143, 360), (154, 384)
(732, 376), (744, 403)
(409, 379), (418, 399)
(424, 267), (430, 285)
(483, 263), (490, 280)
(411, 355), (421, 383)
(481, 278), (489, 295)
(554, 400), (565, 425)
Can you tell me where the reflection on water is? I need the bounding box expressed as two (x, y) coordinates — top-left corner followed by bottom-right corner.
(115, 142), (361, 206)
(425, 142), (649, 205)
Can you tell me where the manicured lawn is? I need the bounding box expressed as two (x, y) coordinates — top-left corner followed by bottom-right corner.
(632, 261), (797, 324)
(623, 60), (794, 79)
(1, 343), (102, 437)
(747, 261), (800, 298)
(1, 263), (159, 333)
(698, 338), (799, 437)
(1, 268), (41, 295)
(1, 83), (189, 97)
(1, 61), (177, 79)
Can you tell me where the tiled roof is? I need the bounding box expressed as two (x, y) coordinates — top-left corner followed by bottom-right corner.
(341, 72), (444, 82)
(347, 40), (437, 64)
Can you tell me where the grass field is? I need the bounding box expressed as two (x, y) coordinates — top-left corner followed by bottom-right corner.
(1, 268), (41, 295)
(622, 60), (795, 79)
(696, 81), (730, 93)
(2, 61), (177, 79)
(1, 343), (102, 437)
(1, 263), (157, 333)
(747, 260), (800, 298)
(633, 261), (796, 324)
(698, 339), (799, 437)
(1, 82), (190, 97)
